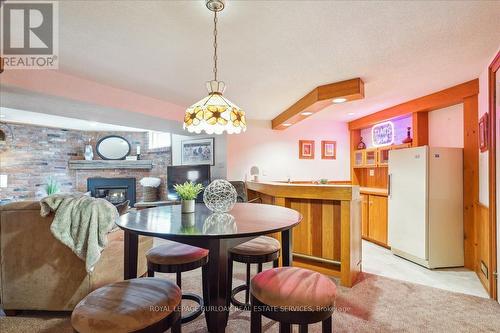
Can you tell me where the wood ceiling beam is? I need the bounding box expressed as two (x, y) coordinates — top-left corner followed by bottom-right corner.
(272, 78), (364, 130)
(348, 79), (479, 130)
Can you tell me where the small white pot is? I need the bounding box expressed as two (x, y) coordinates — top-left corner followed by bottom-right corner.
(181, 199), (195, 213)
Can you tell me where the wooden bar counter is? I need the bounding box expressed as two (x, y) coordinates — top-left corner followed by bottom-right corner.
(246, 181), (362, 287)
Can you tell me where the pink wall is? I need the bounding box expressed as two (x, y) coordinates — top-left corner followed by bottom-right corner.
(478, 48), (500, 206)
(226, 119), (350, 182)
(1, 70), (185, 121)
(428, 104), (464, 148)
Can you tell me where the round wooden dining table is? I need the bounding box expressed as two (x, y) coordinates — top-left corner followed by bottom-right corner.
(116, 202), (302, 333)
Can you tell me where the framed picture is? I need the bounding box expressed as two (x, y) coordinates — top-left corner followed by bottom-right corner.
(321, 140), (337, 159)
(299, 140), (315, 159)
(181, 138), (215, 165)
(479, 113), (489, 152)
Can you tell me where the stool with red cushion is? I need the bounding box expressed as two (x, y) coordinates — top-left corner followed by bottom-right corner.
(146, 240), (209, 324)
(250, 267), (336, 333)
(228, 236), (281, 310)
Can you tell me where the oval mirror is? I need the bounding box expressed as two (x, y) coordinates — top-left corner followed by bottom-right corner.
(96, 135), (131, 160)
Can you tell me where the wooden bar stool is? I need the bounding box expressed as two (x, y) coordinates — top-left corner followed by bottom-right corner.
(228, 236), (280, 310)
(146, 240), (209, 324)
(71, 277), (181, 333)
(250, 267), (336, 333)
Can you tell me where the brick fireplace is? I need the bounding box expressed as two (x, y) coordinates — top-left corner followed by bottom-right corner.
(0, 123), (170, 202)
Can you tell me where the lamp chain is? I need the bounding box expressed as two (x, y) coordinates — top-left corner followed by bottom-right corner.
(213, 11), (218, 82)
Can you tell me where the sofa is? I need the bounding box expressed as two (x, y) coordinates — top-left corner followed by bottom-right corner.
(0, 201), (153, 312)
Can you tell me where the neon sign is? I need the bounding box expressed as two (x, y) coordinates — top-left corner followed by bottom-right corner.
(372, 121), (394, 147)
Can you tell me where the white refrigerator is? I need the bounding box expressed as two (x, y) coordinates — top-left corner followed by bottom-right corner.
(388, 146), (464, 268)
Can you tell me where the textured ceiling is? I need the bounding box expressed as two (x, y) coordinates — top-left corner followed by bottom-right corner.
(56, 0), (500, 122)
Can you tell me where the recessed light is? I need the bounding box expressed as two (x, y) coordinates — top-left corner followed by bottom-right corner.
(348, 112), (355, 116)
(301, 112), (313, 116)
(332, 98), (347, 104)
(0, 114), (6, 118)
(283, 123), (292, 127)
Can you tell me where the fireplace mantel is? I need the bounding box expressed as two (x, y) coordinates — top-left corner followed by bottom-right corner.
(69, 160), (153, 170)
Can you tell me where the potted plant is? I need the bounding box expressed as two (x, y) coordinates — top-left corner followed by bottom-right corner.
(174, 181), (204, 213)
(45, 177), (60, 196)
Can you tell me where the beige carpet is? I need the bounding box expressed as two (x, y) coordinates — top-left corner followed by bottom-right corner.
(2, 262), (500, 333)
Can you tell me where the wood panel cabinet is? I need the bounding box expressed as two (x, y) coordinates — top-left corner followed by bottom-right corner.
(361, 194), (369, 238)
(368, 195), (388, 245)
(354, 150), (364, 167)
(378, 147), (391, 166)
(361, 194), (388, 247)
(364, 149), (377, 167)
(353, 144), (411, 168)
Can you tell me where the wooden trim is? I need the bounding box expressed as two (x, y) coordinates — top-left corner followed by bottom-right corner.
(350, 130), (362, 179)
(463, 95), (479, 270)
(348, 79), (479, 130)
(340, 199), (361, 287)
(411, 112), (429, 147)
(488, 50), (500, 300)
(272, 78), (364, 130)
(362, 237), (390, 249)
(476, 201), (491, 293)
(68, 159), (153, 170)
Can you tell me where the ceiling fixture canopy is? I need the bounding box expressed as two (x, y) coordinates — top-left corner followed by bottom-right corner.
(183, 0), (246, 135)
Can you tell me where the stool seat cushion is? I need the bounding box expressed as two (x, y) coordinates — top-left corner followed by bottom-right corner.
(71, 278), (181, 333)
(146, 240), (209, 266)
(251, 267), (336, 309)
(230, 236), (281, 256)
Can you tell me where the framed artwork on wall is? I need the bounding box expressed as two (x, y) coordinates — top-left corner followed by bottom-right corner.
(479, 113), (488, 153)
(321, 140), (337, 159)
(299, 140), (315, 159)
(181, 138), (215, 165)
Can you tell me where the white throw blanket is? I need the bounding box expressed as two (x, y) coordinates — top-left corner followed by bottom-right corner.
(40, 194), (118, 273)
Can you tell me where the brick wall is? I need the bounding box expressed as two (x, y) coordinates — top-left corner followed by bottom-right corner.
(0, 123), (171, 201)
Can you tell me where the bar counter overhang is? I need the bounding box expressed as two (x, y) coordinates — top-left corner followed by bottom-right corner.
(246, 181), (362, 287)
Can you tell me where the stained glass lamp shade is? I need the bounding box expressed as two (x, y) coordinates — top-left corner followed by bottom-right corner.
(183, 81), (246, 135)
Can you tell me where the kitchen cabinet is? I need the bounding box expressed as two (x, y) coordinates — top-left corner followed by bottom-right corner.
(354, 150), (364, 167)
(368, 195), (388, 245)
(361, 193), (388, 247)
(354, 144), (412, 168)
(361, 194), (369, 238)
(365, 149), (377, 167)
(378, 147), (390, 166)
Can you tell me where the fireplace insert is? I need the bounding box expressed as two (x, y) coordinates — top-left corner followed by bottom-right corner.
(87, 178), (136, 206)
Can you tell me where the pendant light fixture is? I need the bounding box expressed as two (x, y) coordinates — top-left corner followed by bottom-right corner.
(183, 0), (246, 135)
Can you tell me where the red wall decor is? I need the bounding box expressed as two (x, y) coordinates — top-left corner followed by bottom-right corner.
(299, 140), (315, 159)
(321, 140), (336, 160)
(479, 113), (489, 152)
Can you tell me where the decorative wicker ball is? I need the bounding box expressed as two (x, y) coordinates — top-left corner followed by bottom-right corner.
(203, 179), (237, 213)
(203, 213), (237, 234)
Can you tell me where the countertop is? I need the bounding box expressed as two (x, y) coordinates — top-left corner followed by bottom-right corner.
(246, 181), (360, 201)
(360, 187), (389, 196)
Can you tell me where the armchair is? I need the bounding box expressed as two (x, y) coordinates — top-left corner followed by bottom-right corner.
(229, 181), (261, 203)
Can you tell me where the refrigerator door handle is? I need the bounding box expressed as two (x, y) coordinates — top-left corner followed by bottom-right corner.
(388, 173), (392, 198)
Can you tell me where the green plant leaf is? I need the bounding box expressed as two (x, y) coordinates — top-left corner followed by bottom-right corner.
(173, 181), (204, 200)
